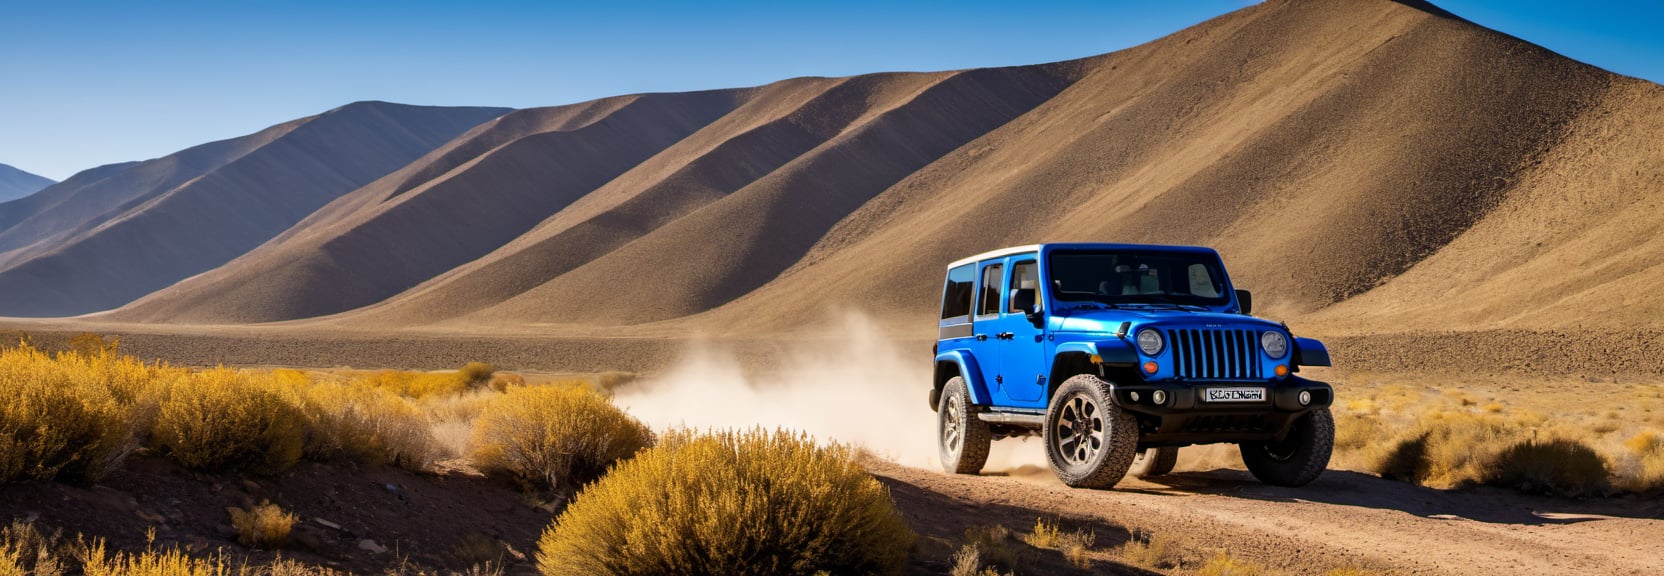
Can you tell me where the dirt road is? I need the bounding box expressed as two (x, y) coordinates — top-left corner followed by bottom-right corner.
(872, 459), (1664, 575)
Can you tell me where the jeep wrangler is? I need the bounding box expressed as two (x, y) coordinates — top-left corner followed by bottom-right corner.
(931, 243), (1335, 488)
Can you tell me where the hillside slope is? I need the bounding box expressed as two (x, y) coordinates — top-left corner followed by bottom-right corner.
(0, 102), (507, 317)
(0, 163), (54, 202)
(103, 0), (1662, 339)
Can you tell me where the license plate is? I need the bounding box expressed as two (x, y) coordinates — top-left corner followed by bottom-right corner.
(1204, 388), (1266, 402)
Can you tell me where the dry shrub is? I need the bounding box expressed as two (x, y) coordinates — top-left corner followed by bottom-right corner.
(486, 373), (524, 393)
(1196, 550), (1262, 576)
(1362, 410), (1611, 495)
(949, 544), (981, 576)
(963, 525), (1014, 570)
(1020, 517), (1059, 549)
(0, 345), (136, 484)
(78, 538), (232, 576)
(1333, 413), (1382, 453)
(468, 385), (652, 492)
(1620, 430), (1664, 492)
(228, 502), (297, 549)
(151, 369), (305, 474)
(1058, 529), (1095, 569)
(460, 362), (496, 385)
(289, 381), (441, 470)
(536, 429), (913, 576)
(1119, 530), (1177, 569)
(359, 370), (471, 399)
(1488, 439), (1609, 496)
(0, 521), (64, 576)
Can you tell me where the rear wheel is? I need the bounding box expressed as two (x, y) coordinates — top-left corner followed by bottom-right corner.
(1129, 447), (1179, 478)
(1240, 408), (1334, 487)
(938, 377), (990, 474)
(1044, 374), (1139, 488)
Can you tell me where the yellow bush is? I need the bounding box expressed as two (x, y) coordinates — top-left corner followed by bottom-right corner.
(289, 381), (441, 470)
(1020, 517), (1059, 549)
(1488, 439), (1609, 496)
(151, 369), (305, 474)
(1120, 531), (1177, 569)
(460, 362), (496, 385)
(357, 370), (471, 399)
(0, 520), (62, 576)
(468, 385), (652, 491)
(536, 429), (913, 576)
(228, 501), (297, 549)
(0, 346), (134, 484)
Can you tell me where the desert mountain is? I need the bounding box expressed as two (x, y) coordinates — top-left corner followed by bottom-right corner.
(98, 0), (1664, 339)
(0, 164), (54, 202)
(0, 102), (508, 317)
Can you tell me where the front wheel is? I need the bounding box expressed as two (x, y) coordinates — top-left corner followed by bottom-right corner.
(938, 377), (990, 474)
(1239, 408), (1334, 487)
(1044, 374), (1140, 488)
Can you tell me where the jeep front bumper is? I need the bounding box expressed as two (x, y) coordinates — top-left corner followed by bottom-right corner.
(1108, 375), (1333, 447)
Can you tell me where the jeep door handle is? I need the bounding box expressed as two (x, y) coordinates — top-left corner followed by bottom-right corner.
(996, 332), (1015, 340)
(975, 334), (989, 341)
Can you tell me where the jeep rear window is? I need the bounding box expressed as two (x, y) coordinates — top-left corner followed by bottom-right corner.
(940, 264), (975, 321)
(1048, 250), (1230, 306)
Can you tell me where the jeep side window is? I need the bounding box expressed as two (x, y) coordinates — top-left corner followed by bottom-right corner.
(1008, 260), (1038, 313)
(941, 264), (975, 321)
(976, 263), (1004, 318)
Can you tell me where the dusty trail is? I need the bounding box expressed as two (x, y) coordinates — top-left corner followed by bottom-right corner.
(872, 459), (1663, 575)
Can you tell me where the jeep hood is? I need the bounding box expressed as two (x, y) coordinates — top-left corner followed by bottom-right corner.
(1051, 308), (1284, 334)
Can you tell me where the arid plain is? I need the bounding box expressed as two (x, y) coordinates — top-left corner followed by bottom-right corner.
(2, 0), (1662, 574)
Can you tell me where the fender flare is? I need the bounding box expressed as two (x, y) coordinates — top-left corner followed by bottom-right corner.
(1293, 337), (1331, 367)
(934, 350), (992, 406)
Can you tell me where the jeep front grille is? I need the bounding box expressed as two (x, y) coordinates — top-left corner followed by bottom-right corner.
(1168, 329), (1261, 380)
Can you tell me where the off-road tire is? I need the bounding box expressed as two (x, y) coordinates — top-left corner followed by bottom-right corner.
(938, 377), (991, 474)
(1129, 447), (1180, 478)
(1044, 374), (1140, 488)
(1239, 408), (1334, 487)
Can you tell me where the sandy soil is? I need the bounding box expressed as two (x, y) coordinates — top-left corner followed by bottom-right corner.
(875, 459), (1664, 575)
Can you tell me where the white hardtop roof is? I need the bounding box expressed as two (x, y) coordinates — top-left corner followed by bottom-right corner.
(946, 242), (1218, 269)
(947, 245), (1042, 269)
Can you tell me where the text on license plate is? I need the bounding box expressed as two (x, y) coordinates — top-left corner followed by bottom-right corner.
(1204, 388), (1266, 402)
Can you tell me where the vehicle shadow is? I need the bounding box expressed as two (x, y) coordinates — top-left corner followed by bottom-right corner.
(877, 473), (1163, 576)
(1134, 467), (1664, 525)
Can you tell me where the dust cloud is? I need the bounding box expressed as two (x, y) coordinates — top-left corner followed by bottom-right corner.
(613, 313), (1047, 471)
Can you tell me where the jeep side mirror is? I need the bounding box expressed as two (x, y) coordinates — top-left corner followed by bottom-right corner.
(1234, 289), (1253, 315)
(1010, 289), (1041, 319)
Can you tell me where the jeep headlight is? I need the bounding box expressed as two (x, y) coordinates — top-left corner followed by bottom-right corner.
(1136, 329), (1164, 356)
(1261, 331), (1289, 359)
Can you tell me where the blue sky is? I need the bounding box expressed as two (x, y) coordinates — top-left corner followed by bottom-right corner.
(1, 0), (1660, 182)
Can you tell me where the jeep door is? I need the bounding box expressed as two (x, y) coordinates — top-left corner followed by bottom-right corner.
(969, 260), (1004, 397)
(990, 257), (1046, 407)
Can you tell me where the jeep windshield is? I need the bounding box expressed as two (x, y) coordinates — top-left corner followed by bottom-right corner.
(1048, 249), (1231, 307)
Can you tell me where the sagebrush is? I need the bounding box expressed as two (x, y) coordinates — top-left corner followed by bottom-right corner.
(536, 428), (914, 576)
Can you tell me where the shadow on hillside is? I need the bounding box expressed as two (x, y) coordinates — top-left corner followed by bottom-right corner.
(878, 474), (1162, 576)
(1136, 467), (1664, 525)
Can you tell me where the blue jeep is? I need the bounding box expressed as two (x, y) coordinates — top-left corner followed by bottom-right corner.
(932, 243), (1335, 488)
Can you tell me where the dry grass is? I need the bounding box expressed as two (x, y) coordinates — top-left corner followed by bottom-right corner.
(535, 428), (913, 576)
(1329, 372), (1664, 495)
(0, 340), (557, 481)
(1119, 530), (1177, 570)
(962, 525), (1014, 571)
(1196, 550), (1263, 576)
(1019, 517), (1059, 549)
(468, 384), (653, 492)
(227, 502), (297, 549)
(1057, 529), (1095, 569)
